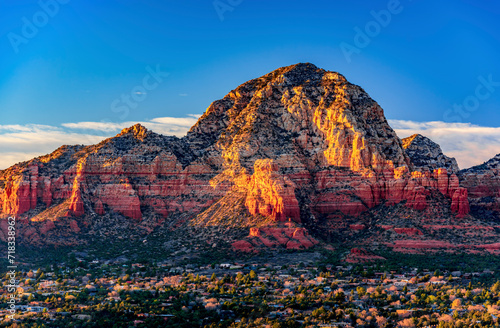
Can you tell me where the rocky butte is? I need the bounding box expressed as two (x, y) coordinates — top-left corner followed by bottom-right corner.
(1, 63), (499, 255)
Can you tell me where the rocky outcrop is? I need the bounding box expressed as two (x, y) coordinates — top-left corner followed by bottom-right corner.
(345, 248), (386, 263)
(68, 187), (84, 217)
(232, 222), (319, 252)
(402, 134), (459, 173)
(451, 188), (470, 218)
(393, 227), (423, 236)
(1, 165), (39, 215)
(459, 154), (500, 216)
(244, 159), (300, 222)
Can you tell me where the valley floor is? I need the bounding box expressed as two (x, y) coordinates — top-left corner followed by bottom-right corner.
(1, 252), (500, 327)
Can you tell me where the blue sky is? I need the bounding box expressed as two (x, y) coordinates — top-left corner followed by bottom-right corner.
(1, 0), (500, 169)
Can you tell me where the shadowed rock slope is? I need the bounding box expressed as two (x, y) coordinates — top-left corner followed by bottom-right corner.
(402, 134), (459, 174)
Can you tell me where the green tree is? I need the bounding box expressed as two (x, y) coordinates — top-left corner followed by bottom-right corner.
(356, 286), (366, 297)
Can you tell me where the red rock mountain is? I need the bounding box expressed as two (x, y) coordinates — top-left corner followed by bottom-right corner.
(0, 63), (498, 253)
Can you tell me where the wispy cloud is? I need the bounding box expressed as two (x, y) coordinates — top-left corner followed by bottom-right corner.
(389, 120), (500, 169)
(62, 116), (200, 136)
(0, 124), (108, 169)
(0, 115), (201, 170)
(0, 124), (106, 153)
(61, 122), (127, 132)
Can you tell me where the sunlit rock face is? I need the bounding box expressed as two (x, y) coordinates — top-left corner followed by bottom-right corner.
(2, 63), (489, 250)
(244, 159), (301, 223)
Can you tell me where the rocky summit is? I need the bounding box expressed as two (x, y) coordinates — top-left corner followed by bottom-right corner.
(1, 63), (499, 256)
(402, 134), (459, 174)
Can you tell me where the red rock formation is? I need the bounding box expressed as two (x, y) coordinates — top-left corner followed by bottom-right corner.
(98, 184), (142, 220)
(40, 220), (56, 234)
(94, 200), (105, 215)
(41, 178), (52, 207)
(389, 240), (457, 250)
(286, 240), (303, 250)
(393, 228), (423, 236)
(422, 225), (495, 231)
(244, 159), (300, 222)
(233, 224), (318, 251)
(476, 243), (500, 250)
(459, 154), (500, 215)
(69, 220), (80, 233)
(405, 186), (429, 211)
(451, 188), (470, 218)
(232, 240), (255, 252)
(2, 176), (33, 215)
(68, 186), (84, 217)
(312, 166), (467, 217)
(345, 248), (386, 263)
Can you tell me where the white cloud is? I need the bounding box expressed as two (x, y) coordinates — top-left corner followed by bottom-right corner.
(0, 125), (106, 152)
(0, 125), (108, 169)
(389, 120), (500, 169)
(0, 125), (34, 132)
(148, 116), (199, 126)
(0, 152), (52, 168)
(0, 115), (202, 170)
(61, 115), (200, 136)
(60, 121), (126, 132)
